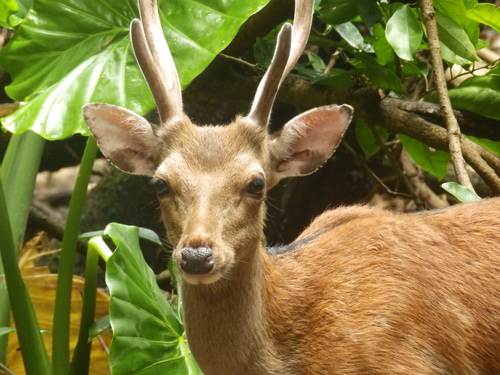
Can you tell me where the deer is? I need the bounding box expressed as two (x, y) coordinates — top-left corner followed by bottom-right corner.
(82, 0), (500, 373)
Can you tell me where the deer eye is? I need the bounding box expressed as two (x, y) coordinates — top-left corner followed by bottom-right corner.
(151, 178), (171, 198)
(246, 177), (265, 198)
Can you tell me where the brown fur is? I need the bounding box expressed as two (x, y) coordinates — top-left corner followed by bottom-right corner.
(177, 198), (500, 375)
(264, 202), (500, 374)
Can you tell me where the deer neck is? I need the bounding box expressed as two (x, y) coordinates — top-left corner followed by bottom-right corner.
(180, 240), (286, 375)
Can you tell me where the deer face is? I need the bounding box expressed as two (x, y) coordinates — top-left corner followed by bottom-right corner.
(153, 118), (270, 284)
(84, 103), (352, 285)
(82, 0), (353, 285)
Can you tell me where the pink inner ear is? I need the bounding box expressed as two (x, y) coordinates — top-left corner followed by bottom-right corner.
(291, 109), (350, 157)
(83, 103), (160, 176)
(274, 105), (353, 178)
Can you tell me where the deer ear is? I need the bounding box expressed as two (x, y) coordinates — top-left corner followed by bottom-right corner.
(83, 103), (161, 176)
(270, 104), (353, 180)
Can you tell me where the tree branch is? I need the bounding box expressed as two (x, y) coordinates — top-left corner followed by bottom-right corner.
(419, 0), (474, 191)
(379, 102), (500, 194)
(186, 58), (500, 194)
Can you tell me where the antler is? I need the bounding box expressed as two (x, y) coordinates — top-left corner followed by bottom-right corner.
(131, 0), (183, 124)
(131, 0), (313, 128)
(246, 0), (314, 128)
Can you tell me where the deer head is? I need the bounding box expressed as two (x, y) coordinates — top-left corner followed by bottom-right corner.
(83, 0), (353, 285)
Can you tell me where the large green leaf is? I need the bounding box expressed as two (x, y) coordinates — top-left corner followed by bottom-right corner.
(385, 4), (422, 61)
(466, 3), (500, 33)
(104, 223), (202, 375)
(447, 75), (500, 120)
(399, 134), (450, 181)
(434, 0), (479, 47)
(0, 0), (269, 139)
(435, 10), (480, 64)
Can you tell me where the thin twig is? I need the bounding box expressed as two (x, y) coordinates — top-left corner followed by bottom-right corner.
(365, 121), (425, 208)
(342, 141), (412, 200)
(418, 0), (474, 191)
(399, 148), (449, 209)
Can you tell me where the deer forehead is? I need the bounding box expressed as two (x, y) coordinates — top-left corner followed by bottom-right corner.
(156, 120), (270, 176)
(154, 124), (267, 197)
(156, 150), (264, 185)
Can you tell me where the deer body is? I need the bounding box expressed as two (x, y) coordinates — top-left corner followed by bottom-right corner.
(181, 198), (500, 375)
(83, 0), (500, 373)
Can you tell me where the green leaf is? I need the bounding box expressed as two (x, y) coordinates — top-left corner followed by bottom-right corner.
(312, 69), (353, 87)
(349, 52), (402, 93)
(401, 60), (429, 77)
(5, 0), (32, 28)
(357, 67), (403, 94)
(356, 0), (382, 28)
(0, 0), (269, 140)
(88, 316), (111, 342)
(466, 3), (500, 33)
(446, 75), (500, 120)
(435, 10), (480, 64)
(355, 118), (390, 159)
(0, 327), (50, 337)
(138, 227), (168, 249)
(399, 134), (450, 180)
(104, 223), (202, 375)
(318, 0), (359, 25)
(385, 4), (422, 61)
(0, 0), (18, 28)
(253, 24), (282, 69)
(370, 23), (394, 66)
(467, 135), (500, 157)
(434, 0), (479, 46)
(0, 327), (16, 337)
(441, 181), (481, 202)
(307, 52), (326, 72)
(313, 64), (402, 93)
(333, 22), (374, 52)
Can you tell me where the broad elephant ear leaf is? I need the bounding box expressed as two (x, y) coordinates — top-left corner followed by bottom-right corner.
(103, 223), (202, 375)
(0, 0), (270, 140)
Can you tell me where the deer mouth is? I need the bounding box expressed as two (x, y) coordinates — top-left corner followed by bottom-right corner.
(180, 270), (223, 285)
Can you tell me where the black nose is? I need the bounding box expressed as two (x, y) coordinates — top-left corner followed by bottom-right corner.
(179, 246), (215, 275)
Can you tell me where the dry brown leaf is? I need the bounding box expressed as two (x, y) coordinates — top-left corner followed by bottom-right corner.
(7, 232), (111, 374)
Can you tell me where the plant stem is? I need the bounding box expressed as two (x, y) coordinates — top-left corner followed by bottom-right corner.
(52, 136), (98, 375)
(0, 179), (51, 375)
(0, 131), (45, 364)
(70, 244), (99, 375)
(89, 236), (113, 262)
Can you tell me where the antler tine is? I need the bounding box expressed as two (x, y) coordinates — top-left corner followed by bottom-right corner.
(246, 24), (292, 127)
(133, 0), (183, 124)
(246, 0), (314, 128)
(131, 20), (172, 121)
(284, 0), (314, 78)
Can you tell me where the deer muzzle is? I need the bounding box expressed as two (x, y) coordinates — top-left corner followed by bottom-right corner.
(180, 246), (215, 275)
